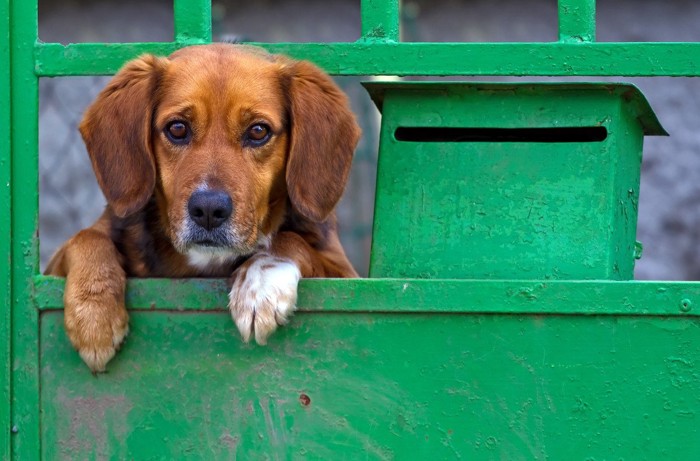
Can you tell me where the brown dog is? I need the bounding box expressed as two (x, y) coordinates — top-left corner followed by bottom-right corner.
(45, 44), (360, 372)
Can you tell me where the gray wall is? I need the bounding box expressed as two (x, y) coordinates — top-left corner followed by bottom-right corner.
(39, 0), (700, 279)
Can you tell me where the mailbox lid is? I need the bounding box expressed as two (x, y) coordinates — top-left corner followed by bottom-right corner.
(363, 81), (667, 135)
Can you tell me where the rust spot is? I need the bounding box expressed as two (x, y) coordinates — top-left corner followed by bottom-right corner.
(299, 393), (311, 406)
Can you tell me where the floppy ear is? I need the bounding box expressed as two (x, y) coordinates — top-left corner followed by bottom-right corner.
(79, 54), (166, 218)
(284, 60), (361, 222)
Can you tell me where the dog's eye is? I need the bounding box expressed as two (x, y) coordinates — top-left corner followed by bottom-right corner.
(164, 121), (191, 145)
(244, 123), (271, 147)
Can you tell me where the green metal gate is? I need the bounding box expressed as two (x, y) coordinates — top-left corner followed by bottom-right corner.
(3, 0), (700, 459)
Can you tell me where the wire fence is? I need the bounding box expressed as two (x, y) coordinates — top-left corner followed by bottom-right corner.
(39, 76), (109, 268)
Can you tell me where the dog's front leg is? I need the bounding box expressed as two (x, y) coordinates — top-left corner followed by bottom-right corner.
(46, 228), (129, 373)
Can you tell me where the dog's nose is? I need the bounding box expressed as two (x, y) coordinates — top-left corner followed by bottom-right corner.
(187, 189), (233, 231)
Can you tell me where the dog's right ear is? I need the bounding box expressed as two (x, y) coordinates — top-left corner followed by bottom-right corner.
(79, 54), (167, 218)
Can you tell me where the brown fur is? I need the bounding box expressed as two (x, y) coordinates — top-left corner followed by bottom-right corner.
(46, 44), (360, 372)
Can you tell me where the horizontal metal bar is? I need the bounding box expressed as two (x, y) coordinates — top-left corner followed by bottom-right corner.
(35, 42), (180, 76)
(35, 276), (700, 317)
(35, 41), (700, 77)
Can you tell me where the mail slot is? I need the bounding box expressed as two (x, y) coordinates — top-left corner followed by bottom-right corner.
(394, 126), (608, 143)
(363, 82), (667, 280)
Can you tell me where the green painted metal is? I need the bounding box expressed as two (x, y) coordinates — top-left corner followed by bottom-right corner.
(39, 311), (700, 460)
(1, 0), (12, 457)
(10, 0), (40, 459)
(558, 0), (596, 42)
(361, 0), (400, 41)
(35, 42), (181, 76)
(5, 0), (700, 459)
(33, 276), (700, 318)
(366, 82), (665, 280)
(34, 41), (700, 77)
(173, 0), (212, 43)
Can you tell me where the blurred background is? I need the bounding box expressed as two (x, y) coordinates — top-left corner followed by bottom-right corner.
(38, 0), (700, 279)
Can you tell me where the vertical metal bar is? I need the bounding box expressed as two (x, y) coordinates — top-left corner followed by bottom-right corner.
(558, 0), (596, 42)
(361, 0), (400, 41)
(174, 0), (212, 43)
(10, 0), (40, 457)
(0, 0), (12, 458)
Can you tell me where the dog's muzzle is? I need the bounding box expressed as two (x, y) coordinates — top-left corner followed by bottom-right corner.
(181, 188), (237, 248)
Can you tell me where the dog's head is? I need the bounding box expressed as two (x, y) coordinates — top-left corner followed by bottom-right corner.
(79, 44), (360, 264)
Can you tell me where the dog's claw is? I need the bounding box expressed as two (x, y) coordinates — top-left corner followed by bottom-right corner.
(80, 346), (117, 374)
(233, 308), (255, 343)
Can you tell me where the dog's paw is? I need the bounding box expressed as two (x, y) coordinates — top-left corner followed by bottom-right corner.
(63, 279), (129, 373)
(229, 253), (301, 344)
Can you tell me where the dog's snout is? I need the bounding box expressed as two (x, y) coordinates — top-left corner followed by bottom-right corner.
(187, 189), (233, 231)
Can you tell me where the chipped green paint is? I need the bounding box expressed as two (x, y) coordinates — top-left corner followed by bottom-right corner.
(39, 311), (700, 460)
(361, 0), (400, 41)
(366, 82), (665, 280)
(33, 276), (700, 318)
(34, 41), (700, 77)
(173, 0), (212, 44)
(558, 0), (596, 42)
(10, 0), (40, 459)
(4, 0), (700, 459)
(1, 0), (12, 458)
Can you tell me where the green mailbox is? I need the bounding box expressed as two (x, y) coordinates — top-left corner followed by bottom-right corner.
(365, 82), (667, 280)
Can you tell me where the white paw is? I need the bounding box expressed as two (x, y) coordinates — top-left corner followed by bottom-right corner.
(229, 253), (301, 344)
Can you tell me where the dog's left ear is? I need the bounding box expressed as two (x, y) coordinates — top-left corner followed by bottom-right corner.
(282, 60), (361, 222)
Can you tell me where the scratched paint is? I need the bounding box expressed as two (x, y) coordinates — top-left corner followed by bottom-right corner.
(366, 82), (665, 280)
(39, 311), (700, 460)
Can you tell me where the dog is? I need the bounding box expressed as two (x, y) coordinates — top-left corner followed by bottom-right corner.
(45, 44), (360, 373)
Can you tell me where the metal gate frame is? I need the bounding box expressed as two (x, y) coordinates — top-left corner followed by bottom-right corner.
(3, 0), (700, 459)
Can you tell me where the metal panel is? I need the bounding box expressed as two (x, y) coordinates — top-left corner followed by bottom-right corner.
(39, 311), (700, 460)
